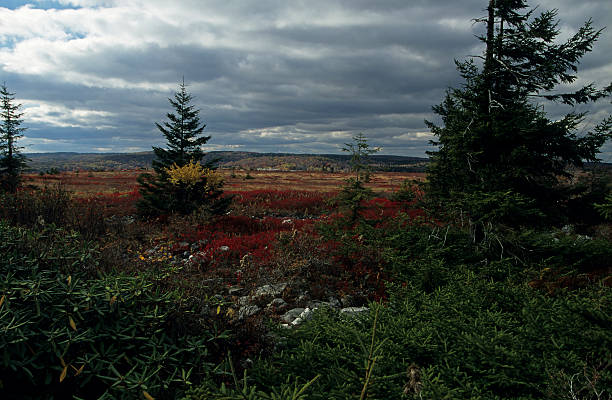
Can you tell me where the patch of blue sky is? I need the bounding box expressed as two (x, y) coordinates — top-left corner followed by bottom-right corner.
(0, 31), (85, 48)
(64, 28), (86, 40)
(0, 37), (18, 49)
(1, 1), (82, 10)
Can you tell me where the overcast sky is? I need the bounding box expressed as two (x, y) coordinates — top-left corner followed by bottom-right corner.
(1, 0), (611, 158)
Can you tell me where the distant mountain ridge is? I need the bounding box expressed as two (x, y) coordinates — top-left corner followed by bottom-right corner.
(25, 151), (430, 173)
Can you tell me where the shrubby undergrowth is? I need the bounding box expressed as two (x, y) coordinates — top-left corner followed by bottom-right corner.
(0, 181), (610, 399)
(0, 222), (226, 399)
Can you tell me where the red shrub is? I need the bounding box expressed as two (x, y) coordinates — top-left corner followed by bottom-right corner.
(227, 190), (334, 217)
(74, 188), (141, 217)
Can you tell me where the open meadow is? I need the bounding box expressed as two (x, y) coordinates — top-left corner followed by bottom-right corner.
(24, 169), (424, 195)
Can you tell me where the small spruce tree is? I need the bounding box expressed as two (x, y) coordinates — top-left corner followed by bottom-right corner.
(425, 0), (611, 226)
(0, 83), (28, 193)
(137, 80), (229, 217)
(335, 133), (379, 223)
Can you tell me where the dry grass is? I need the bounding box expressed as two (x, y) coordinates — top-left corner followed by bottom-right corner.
(23, 170), (143, 196)
(24, 169), (425, 195)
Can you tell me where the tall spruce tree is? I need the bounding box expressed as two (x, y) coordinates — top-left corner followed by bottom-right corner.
(0, 83), (27, 193)
(137, 80), (228, 216)
(426, 0), (612, 225)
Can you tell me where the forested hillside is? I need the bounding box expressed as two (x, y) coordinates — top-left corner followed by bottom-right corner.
(25, 151), (429, 173)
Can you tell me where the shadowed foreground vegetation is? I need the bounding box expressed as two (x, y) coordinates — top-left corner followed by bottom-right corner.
(0, 178), (610, 399)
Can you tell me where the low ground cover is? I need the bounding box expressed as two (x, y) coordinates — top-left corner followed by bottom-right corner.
(1, 171), (610, 399)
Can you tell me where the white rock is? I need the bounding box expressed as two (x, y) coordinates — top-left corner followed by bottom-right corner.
(299, 307), (314, 321)
(340, 307), (369, 317)
(238, 305), (260, 320)
(267, 298), (288, 310)
(255, 283), (287, 298)
(281, 308), (305, 323)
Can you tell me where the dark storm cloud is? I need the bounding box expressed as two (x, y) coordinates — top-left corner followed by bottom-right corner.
(0, 0), (610, 156)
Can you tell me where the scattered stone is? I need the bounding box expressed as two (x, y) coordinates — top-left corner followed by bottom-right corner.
(188, 252), (206, 263)
(281, 308), (305, 324)
(288, 307), (316, 326)
(307, 300), (328, 310)
(238, 305), (260, 320)
(297, 292), (310, 305)
(340, 306), (369, 317)
(255, 283), (288, 298)
(298, 307), (314, 321)
(328, 297), (342, 308)
(267, 298), (288, 311)
(238, 296), (251, 306)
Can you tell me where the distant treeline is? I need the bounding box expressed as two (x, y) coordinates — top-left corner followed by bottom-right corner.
(25, 151), (430, 173)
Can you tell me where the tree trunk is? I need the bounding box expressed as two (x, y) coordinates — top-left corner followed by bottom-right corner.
(484, 0), (496, 113)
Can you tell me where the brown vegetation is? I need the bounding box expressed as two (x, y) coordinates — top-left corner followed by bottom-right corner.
(24, 169), (425, 195)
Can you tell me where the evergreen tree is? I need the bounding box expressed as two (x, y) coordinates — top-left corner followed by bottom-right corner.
(335, 133), (379, 223)
(425, 0), (611, 225)
(137, 80), (229, 216)
(0, 83), (28, 193)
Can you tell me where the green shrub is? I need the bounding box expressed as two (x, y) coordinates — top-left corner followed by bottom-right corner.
(594, 192), (612, 221)
(195, 272), (610, 399)
(0, 222), (226, 399)
(183, 216), (611, 399)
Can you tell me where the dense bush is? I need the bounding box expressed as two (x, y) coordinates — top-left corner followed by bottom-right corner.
(0, 186), (108, 240)
(184, 220), (611, 399)
(228, 190), (333, 218)
(0, 222), (226, 399)
(225, 274), (610, 399)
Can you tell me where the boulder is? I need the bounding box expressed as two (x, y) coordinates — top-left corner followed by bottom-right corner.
(340, 306), (369, 317)
(238, 305), (261, 320)
(281, 308), (305, 324)
(255, 283), (288, 299)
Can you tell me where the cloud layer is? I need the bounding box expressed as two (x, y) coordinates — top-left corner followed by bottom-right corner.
(1, 0), (611, 157)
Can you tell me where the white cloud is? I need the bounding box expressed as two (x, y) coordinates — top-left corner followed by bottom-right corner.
(22, 100), (115, 129)
(21, 136), (73, 150)
(0, 0), (609, 155)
